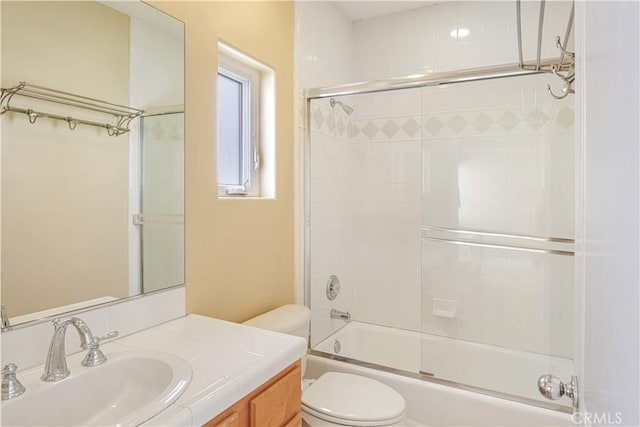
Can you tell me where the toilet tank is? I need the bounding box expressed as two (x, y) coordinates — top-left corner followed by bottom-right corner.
(243, 304), (310, 341)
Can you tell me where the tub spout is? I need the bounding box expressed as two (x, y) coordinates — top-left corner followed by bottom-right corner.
(330, 309), (351, 322)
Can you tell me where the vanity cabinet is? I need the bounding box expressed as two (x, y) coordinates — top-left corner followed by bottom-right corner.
(204, 361), (302, 427)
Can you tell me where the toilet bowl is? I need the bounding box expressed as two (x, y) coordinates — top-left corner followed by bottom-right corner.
(244, 305), (406, 427)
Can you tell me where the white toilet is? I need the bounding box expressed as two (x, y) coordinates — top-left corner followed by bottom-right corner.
(244, 305), (406, 427)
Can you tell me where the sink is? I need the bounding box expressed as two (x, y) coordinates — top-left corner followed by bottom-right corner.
(1, 351), (192, 426)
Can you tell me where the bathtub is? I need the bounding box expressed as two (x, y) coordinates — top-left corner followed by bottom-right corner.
(310, 321), (573, 426)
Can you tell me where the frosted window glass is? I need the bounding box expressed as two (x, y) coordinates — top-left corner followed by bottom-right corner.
(217, 74), (243, 186)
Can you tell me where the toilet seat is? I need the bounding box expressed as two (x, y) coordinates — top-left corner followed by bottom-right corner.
(302, 372), (406, 426)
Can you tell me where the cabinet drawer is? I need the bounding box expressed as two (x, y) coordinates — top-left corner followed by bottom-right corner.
(250, 366), (301, 427)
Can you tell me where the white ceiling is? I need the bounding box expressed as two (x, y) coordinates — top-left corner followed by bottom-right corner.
(333, 1), (437, 21)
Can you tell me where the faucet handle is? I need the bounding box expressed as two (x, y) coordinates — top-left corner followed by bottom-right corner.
(81, 330), (118, 368)
(82, 330), (119, 349)
(97, 331), (119, 343)
(2, 363), (26, 400)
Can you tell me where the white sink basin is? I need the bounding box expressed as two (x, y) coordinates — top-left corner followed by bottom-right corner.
(1, 351), (192, 426)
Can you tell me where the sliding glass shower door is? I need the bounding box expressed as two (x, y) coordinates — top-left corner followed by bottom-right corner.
(419, 73), (574, 405)
(307, 71), (575, 409)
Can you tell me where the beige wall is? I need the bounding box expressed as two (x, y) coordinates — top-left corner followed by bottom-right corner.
(1, 2), (130, 317)
(153, 2), (295, 322)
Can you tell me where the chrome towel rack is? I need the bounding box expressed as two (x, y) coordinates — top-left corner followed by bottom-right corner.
(516, 0), (575, 99)
(0, 82), (143, 136)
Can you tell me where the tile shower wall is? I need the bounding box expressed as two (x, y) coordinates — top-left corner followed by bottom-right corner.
(294, 1), (355, 91)
(300, 1), (575, 351)
(353, 1), (574, 80)
(348, 89), (422, 332)
(421, 75), (574, 238)
(309, 73), (574, 359)
(294, 1), (355, 308)
(309, 100), (355, 345)
(309, 89), (424, 345)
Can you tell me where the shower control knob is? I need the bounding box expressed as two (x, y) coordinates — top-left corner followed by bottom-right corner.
(537, 374), (579, 409)
(326, 275), (340, 301)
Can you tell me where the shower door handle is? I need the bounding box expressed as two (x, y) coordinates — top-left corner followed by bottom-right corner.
(132, 214), (183, 226)
(537, 374), (579, 409)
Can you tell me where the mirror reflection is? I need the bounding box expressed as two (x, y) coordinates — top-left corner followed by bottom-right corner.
(0, 1), (185, 327)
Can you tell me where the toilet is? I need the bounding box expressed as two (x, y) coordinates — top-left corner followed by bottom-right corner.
(244, 305), (406, 427)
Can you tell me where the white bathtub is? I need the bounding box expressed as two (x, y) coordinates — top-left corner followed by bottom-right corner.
(311, 321), (573, 425)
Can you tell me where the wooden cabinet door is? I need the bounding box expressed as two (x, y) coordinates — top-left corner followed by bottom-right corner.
(203, 361), (302, 427)
(250, 366), (301, 427)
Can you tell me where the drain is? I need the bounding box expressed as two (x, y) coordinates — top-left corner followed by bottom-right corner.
(334, 339), (341, 354)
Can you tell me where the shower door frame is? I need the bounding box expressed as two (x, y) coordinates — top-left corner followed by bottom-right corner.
(303, 59), (574, 414)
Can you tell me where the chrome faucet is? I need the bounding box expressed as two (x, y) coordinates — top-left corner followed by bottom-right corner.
(330, 309), (351, 322)
(41, 317), (118, 382)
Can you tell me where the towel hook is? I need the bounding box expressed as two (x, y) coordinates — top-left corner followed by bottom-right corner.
(547, 82), (574, 100)
(67, 118), (77, 130)
(548, 64), (575, 100)
(551, 65), (574, 83)
(555, 36), (575, 59)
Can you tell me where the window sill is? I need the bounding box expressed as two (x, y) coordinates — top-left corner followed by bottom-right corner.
(218, 195), (275, 201)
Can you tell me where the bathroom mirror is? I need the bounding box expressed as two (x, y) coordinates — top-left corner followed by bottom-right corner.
(0, 1), (185, 328)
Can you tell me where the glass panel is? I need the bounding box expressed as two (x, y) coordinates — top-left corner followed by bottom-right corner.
(308, 96), (355, 348)
(217, 73), (243, 186)
(308, 89), (423, 375)
(141, 112), (184, 293)
(308, 72), (575, 408)
(420, 73), (574, 404)
(421, 239), (574, 400)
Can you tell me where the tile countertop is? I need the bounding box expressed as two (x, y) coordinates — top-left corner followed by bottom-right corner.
(99, 314), (307, 427)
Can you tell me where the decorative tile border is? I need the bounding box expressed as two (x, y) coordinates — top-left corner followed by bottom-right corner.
(309, 104), (354, 141)
(421, 105), (574, 138)
(309, 100), (574, 142)
(351, 116), (422, 141)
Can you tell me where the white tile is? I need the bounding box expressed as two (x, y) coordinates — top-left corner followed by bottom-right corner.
(1, 321), (52, 370)
(390, 90), (421, 116)
(191, 349), (270, 397)
(185, 386), (238, 426)
(156, 335), (214, 362)
(143, 404), (193, 427)
(117, 322), (174, 345)
(108, 288), (184, 338)
(160, 315), (297, 344)
(96, 341), (135, 355)
(163, 315), (307, 363)
(109, 297), (157, 336)
(176, 368), (234, 405)
(294, 1), (354, 91)
(348, 0), (570, 81)
(152, 286), (186, 322)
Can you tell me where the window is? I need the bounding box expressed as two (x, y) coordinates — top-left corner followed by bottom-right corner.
(217, 54), (260, 196)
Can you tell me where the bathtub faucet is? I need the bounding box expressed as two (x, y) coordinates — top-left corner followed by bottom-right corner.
(330, 309), (351, 322)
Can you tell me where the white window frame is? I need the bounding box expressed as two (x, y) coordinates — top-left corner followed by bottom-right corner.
(217, 54), (260, 196)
